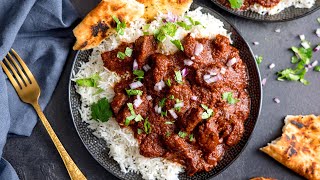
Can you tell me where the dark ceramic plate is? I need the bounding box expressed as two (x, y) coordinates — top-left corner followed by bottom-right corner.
(68, 3), (262, 180)
(211, 0), (320, 21)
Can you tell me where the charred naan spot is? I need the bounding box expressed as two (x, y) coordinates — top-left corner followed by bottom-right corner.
(111, 4), (125, 11)
(287, 146), (297, 158)
(285, 134), (290, 141)
(302, 146), (310, 153)
(290, 120), (304, 129)
(80, 41), (88, 49)
(291, 134), (296, 140)
(311, 125), (318, 131)
(306, 162), (316, 175)
(91, 21), (109, 37)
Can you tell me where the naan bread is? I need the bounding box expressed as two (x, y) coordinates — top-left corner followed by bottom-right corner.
(261, 115), (320, 180)
(137, 0), (193, 22)
(73, 0), (145, 50)
(250, 177), (277, 180)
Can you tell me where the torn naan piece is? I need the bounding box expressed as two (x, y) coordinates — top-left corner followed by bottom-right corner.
(261, 115), (320, 180)
(73, 0), (145, 50)
(250, 177), (277, 180)
(137, 0), (193, 22)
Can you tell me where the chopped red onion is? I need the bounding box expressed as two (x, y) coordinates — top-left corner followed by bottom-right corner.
(181, 68), (188, 77)
(305, 67), (309, 72)
(146, 95), (152, 100)
(299, 34), (305, 41)
(205, 75), (222, 84)
(191, 56), (195, 60)
(134, 95), (143, 108)
(209, 69), (218, 76)
(174, 102), (184, 108)
(314, 45), (320, 52)
(316, 28), (320, 37)
(269, 63), (275, 69)
(143, 64), (151, 72)
(203, 74), (211, 80)
(154, 105), (162, 114)
(190, 33), (196, 38)
(133, 59), (138, 70)
(194, 43), (204, 56)
(261, 78), (267, 86)
(275, 28), (281, 33)
(227, 57), (237, 67)
(301, 41), (310, 49)
(184, 59), (193, 66)
(312, 60), (318, 67)
(253, 41), (259, 45)
(168, 109), (178, 119)
(220, 67), (226, 74)
(191, 96), (198, 100)
(154, 80), (165, 91)
(129, 81), (143, 89)
(166, 11), (177, 23)
(273, 98), (280, 104)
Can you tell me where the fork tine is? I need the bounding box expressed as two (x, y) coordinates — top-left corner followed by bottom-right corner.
(4, 57), (25, 87)
(8, 52), (30, 84)
(11, 49), (36, 83)
(1, 61), (21, 91)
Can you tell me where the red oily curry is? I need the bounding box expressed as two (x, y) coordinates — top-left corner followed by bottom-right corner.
(101, 34), (250, 176)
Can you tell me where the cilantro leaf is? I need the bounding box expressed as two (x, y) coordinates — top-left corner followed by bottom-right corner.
(256, 56), (263, 65)
(91, 98), (113, 122)
(201, 104), (214, 119)
(165, 131), (171, 137)
(171, 39), (184, 51)
(165, 121), (174, 124)
(178, 131), (187, 138)
(222, 92), (240, 104)
(133, 70), (144, 80)
(169, 95), (174, 99)
(127, 103), (136, 116)
(155, 22), (178, 42)
(314, 65), (320, 72)
(174, 70), (183, 84)
(112, 15), (126, 35)
(117, 52), (126, 60)
(126, 89), (143, 96)
(137, 128), (143, 134)
(176, 21), (192, 30)
(125, 47), (133, 57)
(228, 0), (243, 9)
(76, 73), (100, 87)
(165, 79), (171, 87)
(144, 118), (151, 134)
(159, 98), (166, 107)
(189, 134), (194, 141)
(291, 56), (299, 64)
(185, 16), (202, 26)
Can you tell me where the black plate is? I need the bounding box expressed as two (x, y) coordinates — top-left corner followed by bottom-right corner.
(211, 0), (320, 21)
(68, 3), (262, 180)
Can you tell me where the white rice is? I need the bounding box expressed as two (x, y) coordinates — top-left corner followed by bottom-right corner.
(249, 0), (315, 15)
(73, 8), (228, 180)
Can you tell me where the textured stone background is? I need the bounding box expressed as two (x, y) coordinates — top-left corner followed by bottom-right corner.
(3, 0), (320, 179)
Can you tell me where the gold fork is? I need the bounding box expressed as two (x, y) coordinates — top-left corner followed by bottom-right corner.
(1, 49), (86, 180)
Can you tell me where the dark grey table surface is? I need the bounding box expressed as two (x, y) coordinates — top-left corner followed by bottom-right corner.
(3, 0), (320, 179)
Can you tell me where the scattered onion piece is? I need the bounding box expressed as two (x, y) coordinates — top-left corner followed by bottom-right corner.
(143, 64), (151, 72)
(312, 60), (318, 67)
(205, 75), (222, 84)
(261, 78), (267, 86)
(134, 95), (142, 108)
(191, 96), (198, 100)
(168, 109), (178, 119)
(194, 43), (203, 56)
(313, 45), (320, 52)
(253, 42), (259, 45)
(181, 68), (188, 77)
(273, 98), (280, 104)
(133, 59), (138, 70)
(130, 81), (143, 89)
(184, 60), (193, 66)
(220, 67), (226, 74)
(203, 74), (211, 80)
(154, 80), (165, 91)
(146, 95), (152, 100)
(275, 29), (281, 33)
(209, 69), (217, 76)
(301, 41), (310, 49)
(227, 57), (237, 67)
(269, 63), (275, 69)
(191, 56), (195, 60)
(166, 11), (177, 22)
(316, 28), (320, 37)
(299, 34), (305, 41)
(174, 102), (184, 108)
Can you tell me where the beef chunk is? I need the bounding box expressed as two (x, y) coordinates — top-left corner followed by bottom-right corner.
(197, 120), (220, 152)
(226, 120), (244, 146)
(135, 35), (157, 68)
(150, 53), (172, 83)
(111, 93), (128, 114)
(140, 133), (166, 157)
(185, 108), (203, 133)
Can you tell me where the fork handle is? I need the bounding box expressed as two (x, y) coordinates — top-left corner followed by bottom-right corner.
(32, 102), (87, 180)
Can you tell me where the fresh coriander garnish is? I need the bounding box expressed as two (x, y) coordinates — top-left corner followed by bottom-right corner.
(189, 134), (194, 141)
(277, 45), (312, 85)
(171, 39), (184, 51)
(126, 89), (143, 96)
(201, 104), (214, 119)
(135, 114), (143, 122)
(133, 70), (144, 80)
(185, 16), (201, 26)
(112, 15), (126, 35)
(161, 111), (168, 117)
(175, 99), (182, 111)
(125, 47), (133, 57)
(142, 24), (150, 35)
(222, 92), (240, 104)
(91, 98), (113, 122)
(176, 21), (192, 30)
(178, 131), (187, 138)
(125, 103), (144, 125)
(256, 56), (263, 65)
(117, 52), (126, 60)
(228, 0), (243, 9)
(137, 128), (143, 135)
(165, 131), (171, 137)
(159, 98), (167, 107)
(165, 121), (174, 125)
(144, 117), (151, 134)
(314, 65), (320, 72)
(165, 79), (171, 87)
(169, 95), (174, 99)
(76, 73), (100, 87)
(317, 17), (320, 24)
(155, 22), (178, 42)
(174, 70), (183, 84)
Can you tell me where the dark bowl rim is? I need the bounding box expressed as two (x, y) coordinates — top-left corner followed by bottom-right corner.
(210, 0), (320, 22)
(68, 3), (263, 179)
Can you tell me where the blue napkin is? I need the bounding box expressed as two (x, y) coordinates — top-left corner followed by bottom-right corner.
(0, 0), (78, 179)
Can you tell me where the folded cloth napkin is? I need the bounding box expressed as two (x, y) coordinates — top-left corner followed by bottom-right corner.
(0, 0), (78, 179)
